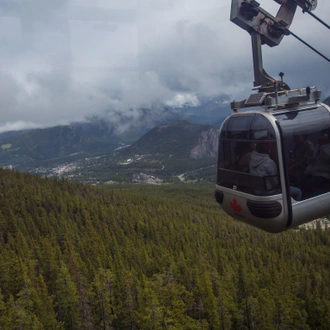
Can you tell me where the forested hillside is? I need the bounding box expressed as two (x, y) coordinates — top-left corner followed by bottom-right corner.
(0, 124), (120, 169)
(0, 169), (329, 329)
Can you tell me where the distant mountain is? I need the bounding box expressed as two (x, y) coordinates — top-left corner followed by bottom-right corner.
(0, 94), (224, 168)
(0, 118), (219, 184)
(0, 130), (31, 139)
(0, 123), (120, 169)
(0, 106), (186, 170)
(121, 120), (218, 159)
(88, 120), (219, 184)
(169, 94), (230, 127)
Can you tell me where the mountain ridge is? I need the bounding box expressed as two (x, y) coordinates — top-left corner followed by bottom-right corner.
(122, 120), (217, 159)
(0, 120), (219, 184)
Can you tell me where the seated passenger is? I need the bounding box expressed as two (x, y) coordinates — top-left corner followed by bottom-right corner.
(288, 134), (314, 185)
(250, 141), (302, 200)
(249, 141), (280, 195)
(234, 142), (254, 172)
(302, 129), (330, 197)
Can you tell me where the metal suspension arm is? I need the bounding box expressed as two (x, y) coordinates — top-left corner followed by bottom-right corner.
(230, 0), (306, 90)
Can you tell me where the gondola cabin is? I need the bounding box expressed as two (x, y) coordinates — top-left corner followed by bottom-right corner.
(215, 90), (330, 233)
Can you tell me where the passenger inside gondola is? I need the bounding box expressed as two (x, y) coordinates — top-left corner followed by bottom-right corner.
(299, 129), (330, 199)
(233, 142), (254, 172)
(288, 134), (314, 186)
(248, 138), (302, 200)
(249, 139), (280, 195)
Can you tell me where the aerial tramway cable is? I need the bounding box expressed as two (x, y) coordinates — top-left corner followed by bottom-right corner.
(287, 0), (330, 62)
(265, 2), (330, 63)
(292, 0), (330, 30)
(286, 29), (330, 63)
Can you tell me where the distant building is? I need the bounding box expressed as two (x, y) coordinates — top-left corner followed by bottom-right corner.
(299, 218), (330, 230)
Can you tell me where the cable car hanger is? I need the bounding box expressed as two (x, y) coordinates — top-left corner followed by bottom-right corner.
(230, 0), (329, 111)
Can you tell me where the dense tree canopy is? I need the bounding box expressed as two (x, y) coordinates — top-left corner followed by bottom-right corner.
(0, 168), (329, 329)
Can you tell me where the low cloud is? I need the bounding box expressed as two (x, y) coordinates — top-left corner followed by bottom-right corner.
(0, 0), (329, 132)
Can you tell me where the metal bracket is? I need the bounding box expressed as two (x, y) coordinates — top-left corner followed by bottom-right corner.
(230, 0), (317, 91)
(230, 86), (321, 111)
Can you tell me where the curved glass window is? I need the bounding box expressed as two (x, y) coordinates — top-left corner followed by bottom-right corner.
(227, 115), (252, 139)
(275, 106), (330, 200)
(218, 113), (280, 195)
(250, 114), (276, 140)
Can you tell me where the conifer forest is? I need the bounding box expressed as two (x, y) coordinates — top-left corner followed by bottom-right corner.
(0, 168), (330, 329)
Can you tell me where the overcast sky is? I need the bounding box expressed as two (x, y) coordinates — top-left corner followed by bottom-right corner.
(0, 0), (329, 133)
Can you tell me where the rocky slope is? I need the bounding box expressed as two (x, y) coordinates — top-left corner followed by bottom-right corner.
(189, 127), (218, 159)
(122, 120), (218, 159)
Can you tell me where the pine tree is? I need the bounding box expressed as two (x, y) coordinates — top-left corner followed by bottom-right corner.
(55, 263), (80, 330)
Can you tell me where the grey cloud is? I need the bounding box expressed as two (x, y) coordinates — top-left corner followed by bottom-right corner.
(0, 71), (20, 117)
(0, 0), (329, 133)
(68, 6), (136, 22)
